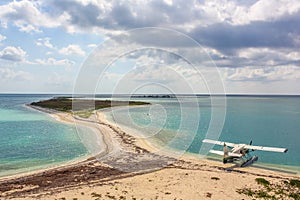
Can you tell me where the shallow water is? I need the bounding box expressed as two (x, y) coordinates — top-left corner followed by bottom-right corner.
(104, 96), (300, 171)
(0, 94), (89, 177)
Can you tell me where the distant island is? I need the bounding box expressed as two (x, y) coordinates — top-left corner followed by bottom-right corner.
(133, 94), (176, 98)
(30, 97), (150, 118)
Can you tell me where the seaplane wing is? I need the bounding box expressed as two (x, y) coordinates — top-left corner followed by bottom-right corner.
(209, 150), (243, 157)
(203, 139), (288, 153)
(243, 144), (288, 153)
(202, 139), (237, 147)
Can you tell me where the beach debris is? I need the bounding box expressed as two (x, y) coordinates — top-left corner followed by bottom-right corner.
(206, 192), (212, 198)
(211, 177), (220, 180)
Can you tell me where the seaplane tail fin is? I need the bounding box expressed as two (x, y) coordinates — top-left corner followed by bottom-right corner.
(223, 143), (228, 158)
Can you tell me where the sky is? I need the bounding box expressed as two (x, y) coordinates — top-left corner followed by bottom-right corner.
(0, 0), (299, 94)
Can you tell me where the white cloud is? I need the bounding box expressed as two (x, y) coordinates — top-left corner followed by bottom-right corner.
(223, 65), (300, 82)
(35, 57), (75, 67)
(1, 0), (299, 34)
(109, 63), (210, 94)
(100, 60), (216, 94)
(0, 68), (32, 81)
(0, 0), (69, 32)
(46, 72), (71, 86)
(88, 44), (98, 48)
(0, 34), (6, 42)
(248, 0), (300, 23)
(18, 23), (42, 33)
(0, 46), (27, 62)
(36, 37), (54, 49)
(235, 48), (300, 67)
(59, 44), (85, 56)
(199, 0), (300, 25)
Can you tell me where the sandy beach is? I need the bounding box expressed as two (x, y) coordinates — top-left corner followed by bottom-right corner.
(0, 106), (299, 200)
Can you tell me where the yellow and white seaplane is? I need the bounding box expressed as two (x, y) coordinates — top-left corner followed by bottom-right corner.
(202, 139), (288, 167)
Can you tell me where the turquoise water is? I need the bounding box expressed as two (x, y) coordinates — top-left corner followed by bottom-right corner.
(0, 94), (88, 177)
(1, 94), (299, 177)
(105, 96), (300, 170)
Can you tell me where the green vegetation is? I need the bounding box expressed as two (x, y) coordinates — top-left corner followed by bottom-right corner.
(255, 178), (270, 186)
(237, 178), (300, 199)
(289, 193), (300, 199)
(31, 97), (73, 111)
(211, 177), (220, 180)
(237, 188), (255, 197)
(290, 179), (300, 188)
(31, 97), (150, 117)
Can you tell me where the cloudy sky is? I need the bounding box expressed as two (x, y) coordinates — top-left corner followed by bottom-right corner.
(0, 0), (299, 94)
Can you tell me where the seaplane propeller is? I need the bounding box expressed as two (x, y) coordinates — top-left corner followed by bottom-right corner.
(248, 140), (255, 153)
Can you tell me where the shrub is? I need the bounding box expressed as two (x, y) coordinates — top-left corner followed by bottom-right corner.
(255, 178), (270, 187)
(290, 179), (300, 188)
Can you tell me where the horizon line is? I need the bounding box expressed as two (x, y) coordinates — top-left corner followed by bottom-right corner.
(1, 93), (300, 97)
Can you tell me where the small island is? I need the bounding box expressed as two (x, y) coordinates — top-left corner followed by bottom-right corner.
(31, 97), (150, 111)
(30, 97), (150, 118)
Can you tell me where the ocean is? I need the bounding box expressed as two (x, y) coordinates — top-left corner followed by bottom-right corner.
(0, 94), (89, 177)
(104, 95), (300, 172)
(0, 94), (299, 177)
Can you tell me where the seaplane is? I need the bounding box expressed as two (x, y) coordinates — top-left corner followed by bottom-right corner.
(202, 139), (288, 167)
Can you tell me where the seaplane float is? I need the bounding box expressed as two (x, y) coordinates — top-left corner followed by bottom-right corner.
(202, 139), (288, 167)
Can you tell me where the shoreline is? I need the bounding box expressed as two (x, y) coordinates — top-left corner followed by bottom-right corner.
(101, 107), (300, 175)
(0, 105), (299, 199)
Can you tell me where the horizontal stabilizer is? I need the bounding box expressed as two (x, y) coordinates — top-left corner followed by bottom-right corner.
(209, 150), (224, 156)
